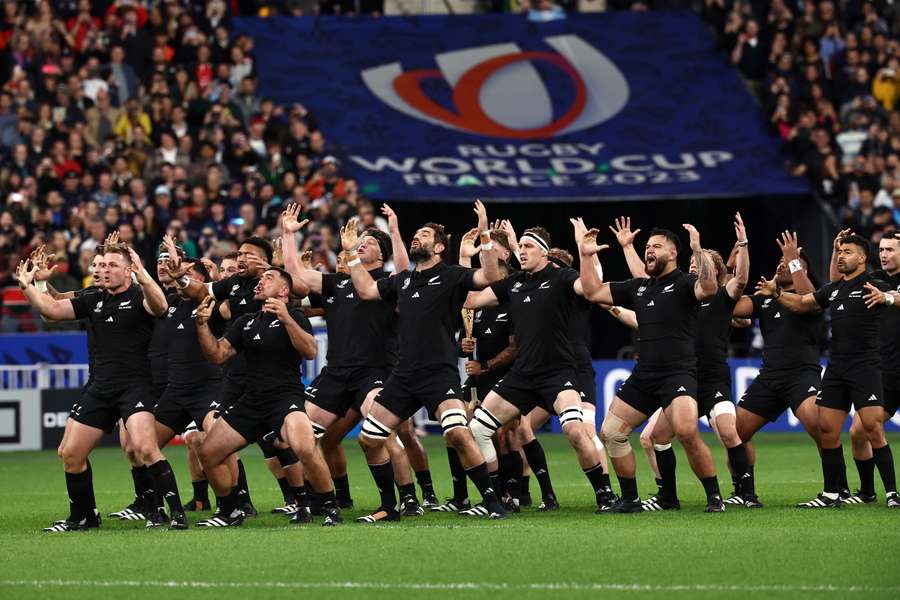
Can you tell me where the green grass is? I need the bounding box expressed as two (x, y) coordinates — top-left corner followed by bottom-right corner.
(0, 433), (898, 599)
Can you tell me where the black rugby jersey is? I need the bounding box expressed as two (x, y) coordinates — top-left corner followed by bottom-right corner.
(813, 272), (891, 366)
(749, 294), (822, 371)
(211, 273), (262, 380)
(695, 287), (738, 380)
(164, 293), (225, 385)
(873, 269), (900, 382)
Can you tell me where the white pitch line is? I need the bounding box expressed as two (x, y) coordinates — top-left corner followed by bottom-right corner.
(1, 579), (897, 594)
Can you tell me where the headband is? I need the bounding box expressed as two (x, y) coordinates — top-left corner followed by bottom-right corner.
(521, 232), (549, 254)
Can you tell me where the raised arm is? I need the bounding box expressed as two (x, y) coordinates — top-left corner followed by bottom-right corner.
(756, 277), (822, 314)
(471, 200), (502, 287)
(863, 282), (900, 310)
(684, 223), (717, 300)
(725, 212), (749, 300)
(164, 234), (211, 302)
(195, 297), (237, 364)
(829, 228), (850, 283)
(129, 247), (167, 317)
(348, 256), (381, 300)
(571, 218), (614, 304)
(610, 216), (648, 278)
(777, 230), (816, 294)
(607, 305), (638, 330)
(463, 286), (499, 309)
(281, 203), (314, 296)
(266, 299), (317, 359)
(458, 228), (479, 269)
(17, 260), (77, 321)
(382, 204), (409, 273)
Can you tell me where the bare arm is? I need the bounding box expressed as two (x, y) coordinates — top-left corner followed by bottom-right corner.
(773, 289), (822, 314)
(829, 228), (850, 283)
(609, 216), (648, 278)
(684, 224), (717, 300)
(471, 200), (502, 287)
(129, 248), (167, 317)
(349, 258), (381, 300)
(483, 336), (517, 372)
(571, 219), (614, 304)
(267, 299), (317, 359)
(607, 305), (638, 330)
(725, 212), (749, 300)
(732, 296), (755, 318)
(382, 204), (409, 273)
(775, 230), (817, 295)
(281, 203), (312, 296)
(195, 298), (237, 364)
(17, 261), (77, 321)
(463, 286), (499, 309)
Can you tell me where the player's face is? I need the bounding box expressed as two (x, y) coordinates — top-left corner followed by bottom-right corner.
(237, 243), (267, 277)
(336, 251), (351, 274)
(410, 227), (437, 261)
(518, 237), (546, 272)
(157, 256), (172, 286)
(774, 258), (794, 287)
(91, 255), (107, 288)
(253, 269), (288, 300)
(879, 238), (899, 272)
(356, 235), (382, 264)
(104, 251), (131, 289)
(836, 243), (865, 274)
(219, 258), (239, 279)
(645, 235), (673, 276)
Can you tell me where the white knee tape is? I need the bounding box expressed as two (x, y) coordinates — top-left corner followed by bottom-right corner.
(310, 420), (327, 439)
(592, 435), (604, 452)
(559, 406), (584, 427)
(440, 408), (469, 433)
(469, 410), (498, 464)
(600, 414), (634, 458)
(653, 443), (672, 452)
(361, 415), (393, 440)
(583, 406), (597, 427)
(710, 401), (736, 421)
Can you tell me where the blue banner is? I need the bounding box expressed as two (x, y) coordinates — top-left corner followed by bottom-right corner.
(236, 12), (810, 202)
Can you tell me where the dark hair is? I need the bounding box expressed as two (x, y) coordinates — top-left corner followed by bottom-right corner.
(222, 251), (239, 262)
(523, 226), (551, 249)
(798, 250), (819, 288)
(648, 228), (681, 254)
(267, 267), (294, 291)
(490, 229), (512, 253)
(243, 236), (273, 263)
(839, 233), (870, 257)
(98, 242), (131, 263)
(548, 247), (573, 267)
(422, 222), (449, 256)
(187, 259), (211, 282)
(157, 243), (186, 258)
(363, 228), (392, 262)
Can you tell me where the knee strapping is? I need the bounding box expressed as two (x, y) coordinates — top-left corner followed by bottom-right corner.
(600, 414), (634, 458)
(470, 407), (500, 464)
(309, 420), (327, 439)
(361, 415), (393, 440)
(276, 446), (299, 467)
(653, 443), (672, 452)
(709, 401), (736, 421)
(559, 406), (584, 427)
(440, 408), (468, 434)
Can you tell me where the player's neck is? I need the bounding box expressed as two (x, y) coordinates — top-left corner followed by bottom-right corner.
(659, 263), (677, 278)
(415, 255), (441, 271)
(841, 266), (866, 280)
(109, 281), (130, 295)
(363, 259), (383, 272)
(887, 266), (900, 277)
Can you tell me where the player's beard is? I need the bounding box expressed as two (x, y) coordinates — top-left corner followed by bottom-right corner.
(647, 255), (667, 276)
(410, 243), (433, 262)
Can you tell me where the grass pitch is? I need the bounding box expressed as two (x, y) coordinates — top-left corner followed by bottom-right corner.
(0, 433), (898, 599)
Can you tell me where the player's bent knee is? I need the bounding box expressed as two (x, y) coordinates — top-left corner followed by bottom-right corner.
(600, 414), (633, 458)
(440, 408), (468, 436)
(709, 401), (736, 421)
(469, 407), (501, 464)
(653, 443), (672, 452)
(309, 420), (327, 440)
(559, 405), (583, 428)
(360, 414), (393, 447)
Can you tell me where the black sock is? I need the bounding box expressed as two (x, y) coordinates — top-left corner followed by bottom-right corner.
(655, 477), (664, 491)
(854, 457), (876, 496)
(839, 458), (849, 491)
(822, 446), (846, 494)
(333, 474), (351, 502)
(654, 447), (677, 501)
(276, 476), (292, 504)
(499, 452), (523, 498)
(872, 444), (897, 493)
(727, 443), (753, 496)
(700, 476), (720, 501)
(236, 459), (252, 506)
(305, 479), (322, 511)
(65, 467), (93, 522)
(465, 462), (501, 508)
(446, 447), (468, 501)
(136, 465), (156, 515)
(489, 470), (502, 497)
(221, 486), (241, 514)
(148, 460), (184, 514)
(191, 479), (209, 503)
(415, 469), (434, 498)
(293, 485), (309, 507)
(398, 482), (416, 499)
(522, 439), (555, 498)
(317, 488), (338, 509)
(519, 474), (531, 497)
(368, 461), (397, 510)
(85, 460), (96, 513)
(130, 465), (143, 502)
(583, 463), (607, 502)
(617, 475), (638, 502)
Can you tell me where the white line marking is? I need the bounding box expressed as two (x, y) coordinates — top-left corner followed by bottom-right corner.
(0, 580), (896, 594)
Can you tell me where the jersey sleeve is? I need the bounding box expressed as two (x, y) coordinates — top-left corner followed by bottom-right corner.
(609, 279), (640, 308)
(682, 273), (700, 302)
(210, 274), (238, 301)
(721, 286), (739, 311)
(70, 288), (100, 320)
(320, 273), (337, 297)
(813, 282), (836, 309)
(749, 294), (763, 316)
(376, 273), (399, 302)
(223, 314), (251, 353)
(289, 307), (314, 335)
(490, 277), (511, 304)
(457, 265), (479, 292)
(559, 267), (579, 297)
(307, 292), (324, 309)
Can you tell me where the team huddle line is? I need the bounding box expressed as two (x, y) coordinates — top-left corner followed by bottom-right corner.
(14, 200), (900, 531)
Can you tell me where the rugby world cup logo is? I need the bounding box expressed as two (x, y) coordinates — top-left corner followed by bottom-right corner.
(361, 35), (629, 139)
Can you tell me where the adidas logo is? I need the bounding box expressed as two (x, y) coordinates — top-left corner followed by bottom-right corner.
(580, 392), (586, 397)
(289, 404), (298, 409)
(807, 386), (817, 392)
(239, 299), (247, 305)
(714, 391), (723, 398)
(135, 402), (144, 408)
(647, 300), (655, 307)
(346, 293), (354, 298)
(412, 292), (420, 298)
(836, 304), (844, 311)
(253, 334), (261, 340)
(484, 328), (492, 334)
(676, 386), (686, 392)
(774, 312), (781, 319)
(523, 296), (531, 303)
(105, 316), (114, 322)
(868, 394), (878, 402)
(446, 389), (455, 394)
(177, 323), (184, 330)
(564, 381), (573, 386)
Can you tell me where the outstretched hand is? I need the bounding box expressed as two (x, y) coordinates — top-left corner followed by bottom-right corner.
(609, 216), (640, 248)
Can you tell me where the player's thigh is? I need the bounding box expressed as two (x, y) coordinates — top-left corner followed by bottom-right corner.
(664, 395), (700, 438)
(60, 420), (106, 465)
(527, 405), (551, 431)
(199, 418), (248, 466)
(650, 408), (675, 444)
(281, 411), (318, 458)
(305, 402), (340, 432)
(816, 405), (848, 443)
(736, 406), (768, 442)
(476, 391), (521, 426)
(123, 411), (161, 456)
